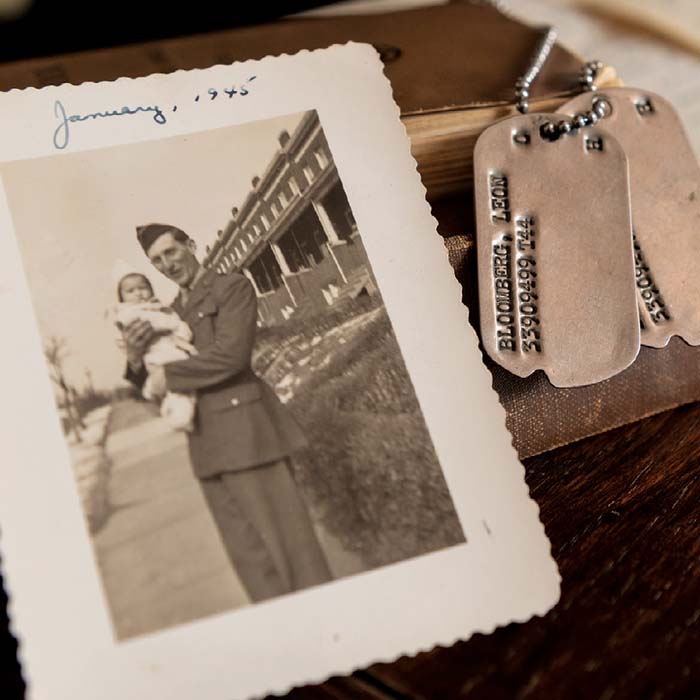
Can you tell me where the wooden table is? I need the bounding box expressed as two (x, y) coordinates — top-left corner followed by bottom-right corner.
(3, 402), (698, 698)
(282, 403), (700, 699)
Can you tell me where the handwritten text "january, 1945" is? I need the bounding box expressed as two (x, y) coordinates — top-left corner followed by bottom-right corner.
(52, 76), (257, 150)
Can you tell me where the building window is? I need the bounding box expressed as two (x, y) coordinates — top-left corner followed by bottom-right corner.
(314, 148), (329, 168)
(303, 164), (314, 184)
(249, 248), (283, 294)
(278, 191), (288, 207)
(289, 177), (300, 196)
(277, 226), (325, 274)
(261, 214), (270, 230)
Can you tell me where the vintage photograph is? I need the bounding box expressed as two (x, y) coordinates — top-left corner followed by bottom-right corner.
(3, 109), (465, 639)
(0, 46), (560, 700)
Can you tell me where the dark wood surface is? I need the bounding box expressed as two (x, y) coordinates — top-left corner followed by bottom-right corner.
(282, 402), (700, 699)
(5, 401), (697, 698)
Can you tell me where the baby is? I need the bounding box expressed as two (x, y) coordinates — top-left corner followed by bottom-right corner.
(111, 271), (196, 432)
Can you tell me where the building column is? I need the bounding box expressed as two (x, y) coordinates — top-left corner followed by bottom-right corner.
(325, 240), (348, 284)
(311, 198), (342, 244)
(270, 242), (293, 275)
(312, 198), (348, 284)
(241, 268), (263, 297)
(269, 243), (297, 306)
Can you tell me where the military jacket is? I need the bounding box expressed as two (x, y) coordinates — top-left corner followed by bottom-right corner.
(132, 268), (307, 478)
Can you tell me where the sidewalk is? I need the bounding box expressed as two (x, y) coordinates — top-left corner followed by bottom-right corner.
(91, 399), (366, 640)
(93, 400), (248, 640)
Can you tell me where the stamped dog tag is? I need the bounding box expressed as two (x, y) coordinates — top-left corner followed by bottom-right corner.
(473, 113), (639, 387)
(558, 87), (700, 348)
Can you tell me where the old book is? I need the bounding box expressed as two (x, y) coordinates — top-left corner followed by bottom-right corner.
(0, 0), (618, 200)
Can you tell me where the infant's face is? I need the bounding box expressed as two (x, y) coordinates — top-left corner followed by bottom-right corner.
(120, 275), (153, 303)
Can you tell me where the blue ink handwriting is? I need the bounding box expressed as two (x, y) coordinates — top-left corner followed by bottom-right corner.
(51, 76), (257, 150)
(53, 99), (166, 150)
(197, 76), (256, 102)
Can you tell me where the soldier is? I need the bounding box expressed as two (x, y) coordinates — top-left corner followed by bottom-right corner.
(123, 223), (332, 602)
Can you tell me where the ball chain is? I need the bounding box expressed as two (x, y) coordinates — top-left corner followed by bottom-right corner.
(540, 61), (611, 141)
(512, 27), (612, 141)
(515, 26), (559, 115)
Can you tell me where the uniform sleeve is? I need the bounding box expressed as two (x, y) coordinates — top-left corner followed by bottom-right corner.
(164, 274), (257, 393)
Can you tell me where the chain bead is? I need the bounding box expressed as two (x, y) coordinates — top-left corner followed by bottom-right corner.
(593, 97), (610, 118)
(578, 59), (602, 93)
(540, 121), (558, 140)
(557, 119), (573, 134)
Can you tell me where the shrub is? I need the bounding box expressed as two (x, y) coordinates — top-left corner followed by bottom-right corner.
(260, 302), (465, 568)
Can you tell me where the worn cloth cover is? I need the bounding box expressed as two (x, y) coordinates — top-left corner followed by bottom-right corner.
(8, 0), (700, 457)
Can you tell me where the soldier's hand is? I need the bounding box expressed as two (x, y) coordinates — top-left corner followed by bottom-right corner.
(123, 319), (154, 371)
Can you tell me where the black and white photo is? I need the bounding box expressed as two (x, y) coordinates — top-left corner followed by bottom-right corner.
(4, 109), (466, 636)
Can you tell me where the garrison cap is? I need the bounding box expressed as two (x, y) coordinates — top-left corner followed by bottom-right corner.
(136, 223), (188, 255)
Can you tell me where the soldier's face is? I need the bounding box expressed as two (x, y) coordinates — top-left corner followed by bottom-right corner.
(146, 232), (199, 287)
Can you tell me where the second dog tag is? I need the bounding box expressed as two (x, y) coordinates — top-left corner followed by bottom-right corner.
(474, 113), (639, 387)
(559, 87), (700, 348)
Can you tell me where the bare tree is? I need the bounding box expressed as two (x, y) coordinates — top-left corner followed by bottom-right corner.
(45, 335), (85, 441)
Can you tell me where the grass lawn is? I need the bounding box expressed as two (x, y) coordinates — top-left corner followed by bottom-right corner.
(254, 296), (466, 569)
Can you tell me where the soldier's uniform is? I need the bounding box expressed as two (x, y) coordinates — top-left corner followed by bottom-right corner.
(128, 267), (332, 602)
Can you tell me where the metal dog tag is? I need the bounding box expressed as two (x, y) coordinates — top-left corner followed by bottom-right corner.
(473, 113), (639, 387)
(559, 87), (700, 348)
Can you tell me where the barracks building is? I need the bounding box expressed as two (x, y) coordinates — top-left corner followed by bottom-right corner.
(204, 111), (377, 327)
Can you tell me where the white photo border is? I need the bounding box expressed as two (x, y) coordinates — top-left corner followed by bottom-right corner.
(0, 43), (559, 700)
